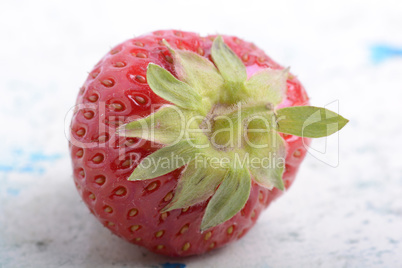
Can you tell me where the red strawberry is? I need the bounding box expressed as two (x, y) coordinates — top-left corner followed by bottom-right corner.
(69, 30), (347, 256)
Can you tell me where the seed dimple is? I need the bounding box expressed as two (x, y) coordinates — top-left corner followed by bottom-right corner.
(209, 242), (216, 249)
(128, 208), (138, 217)
(197, 47), (204, 56)
(109, 102), (124, 111)
(204, 231), (212, 241)
(76, 148), (83, 158)
(110, 49), (120, 55)
(242, 53), (249, 62)
(89, 192), (95, 200)
(146, 181), (159, 191)
(115, 187), (127, 196)
(174, 31), (183, 37)
(135, 237), (141, 242)
(182, 242), (190, 251)
(227, 226), (234, 234)
(84, 110), (94, 119)
(130, 225), (141, 232)
(155, 230), (164, 238)
(164, 54), (173, 63)
(179, 224), (189, 235)
(160, 212), (169, 221)
(182, 207), (189, 213)
(121, 159), (132, 168)
(101, 79), (115, 87)
(135, 75), (146, 83)
(258, 56), (266, 63)
(95, 175), (106, 185)
(91, 71), (100, 79)
(136, 52), (147, 58)
(164, 192), (173, 202)
(104, 206), (113, 213)
(156, 245), (164, 250)
(88, 94), (99, 102)
(293, 149), (302, 158)
(76, 128), (85, 136)
(258, 191), (264, 202)
(107, 221), (115, 226)
(134, 41), (144, 47)
(251, 210), (256, 219)
(132, 94), (149, 105)
(92, 154), (104, 164)
(97, 134), (109, 143)
(113, 62), (126, 67)
(78, 168), (85, 178)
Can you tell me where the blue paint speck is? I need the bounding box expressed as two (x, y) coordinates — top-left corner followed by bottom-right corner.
(0, 150), (62, 174)
(371, 45), (402, 63)
(0, 165), (13, 172)
(7, 188), (20, 196)
(30, 152), (62, 162)
(160, 263), (186, 268)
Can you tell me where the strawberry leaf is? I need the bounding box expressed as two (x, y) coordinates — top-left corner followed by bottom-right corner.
(247, 131), (286, 190)
(162, 160), (226, 212)
(147, 63), (203, 111)
(163, 40), (224, 101)
(211, 36), (247, 84)
(201, 168), (251, 231)
(276, 106), (349, 138)
(128, 141), (198, 181)
(117, 105), (192, 145)
(245, 68), (289, 106)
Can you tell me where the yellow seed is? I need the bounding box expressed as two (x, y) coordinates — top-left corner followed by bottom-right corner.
(155, 230), (164, 238)
(182, 242), (190, 251)
(122, 159), (132, 168)
(95, 175), (105, 185)
(92, 154), (104, 163)
(182, 207), (189, 213)
(227, 226), (234, 234)
(115, 187), (126, 196)
(164, 192), (173, 202)
(76, 128), (85, 136)
(135, 237), (141, 242)
(128, 208), (138, 217)
(204, 231), (212, 241)
(160, 212), (168, 221)
(89, 193), (95, 200)
(251, 211), (256, 218)
(156, 245), (164, 250)
(293, 149), (302, 158)
(147, 182), (158, 191)
(258, 192), (263, 201)
(209, 242), (216, 249)
(130, 225), (140, 232)
(76, 149), (83, 157)
(104, 206), (113, 213)
(180, 224), (189, 235)
(238, 230), (245, 239)
(83, 111), (94, 119)
(107, 222), (115, 226)
(88, 94), (98, 102)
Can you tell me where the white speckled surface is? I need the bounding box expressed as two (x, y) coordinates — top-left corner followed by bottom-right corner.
(1, 0), (402, 267)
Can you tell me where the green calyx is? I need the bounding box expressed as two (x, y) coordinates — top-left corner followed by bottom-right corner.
(117, 36), (348, 231)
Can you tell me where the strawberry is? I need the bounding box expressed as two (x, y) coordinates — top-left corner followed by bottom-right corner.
(69, 30), (347, 257)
